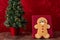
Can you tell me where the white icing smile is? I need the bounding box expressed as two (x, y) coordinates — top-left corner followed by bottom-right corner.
(40, 23), (44, 25)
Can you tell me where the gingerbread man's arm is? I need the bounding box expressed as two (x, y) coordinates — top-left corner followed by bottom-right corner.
(47, 24), (50, 29)
(34, 24), (38, 29)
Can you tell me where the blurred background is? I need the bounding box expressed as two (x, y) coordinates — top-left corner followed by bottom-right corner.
(0, 0), (60, 40)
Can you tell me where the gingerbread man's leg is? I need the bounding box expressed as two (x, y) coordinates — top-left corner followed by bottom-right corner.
(35, 32), (42, 39)
(43, 33), (50, 38)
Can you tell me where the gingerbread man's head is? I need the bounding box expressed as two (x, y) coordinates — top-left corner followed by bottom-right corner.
(37, 17), (47, 25)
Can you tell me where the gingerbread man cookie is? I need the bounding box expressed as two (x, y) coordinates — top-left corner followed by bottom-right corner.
(34, 17), (50, 39)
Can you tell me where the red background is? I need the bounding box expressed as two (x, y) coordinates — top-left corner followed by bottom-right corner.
(0, 0), (60, 32)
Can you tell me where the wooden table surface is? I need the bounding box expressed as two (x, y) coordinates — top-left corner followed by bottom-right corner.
(0, 32), (60, 40)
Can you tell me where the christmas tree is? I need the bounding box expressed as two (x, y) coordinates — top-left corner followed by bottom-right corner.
(4, 0), (26, 28)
